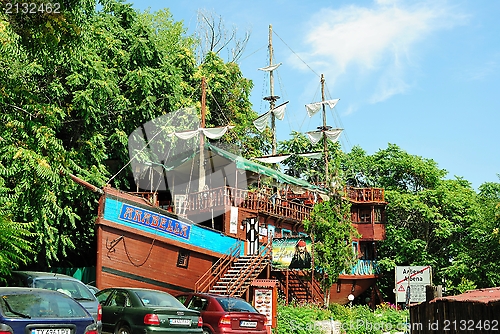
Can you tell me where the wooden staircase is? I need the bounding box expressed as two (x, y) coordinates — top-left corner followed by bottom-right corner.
(274, 270), (324, 304)
(195, 240), (271, 297)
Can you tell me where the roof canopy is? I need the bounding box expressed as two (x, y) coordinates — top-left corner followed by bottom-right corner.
(206, 143), (320, 191)
(150, 142), (321, 192)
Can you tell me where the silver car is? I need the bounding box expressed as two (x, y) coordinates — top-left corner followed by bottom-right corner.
(5, 271), (102, 333)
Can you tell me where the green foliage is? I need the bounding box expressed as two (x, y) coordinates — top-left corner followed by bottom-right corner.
(341, 143), (500, 300)
(456, 277), (477, 294)
(303, 199), (359, 289)
(275, 303), (331, 334)
(279, 131), (342, 184)
(0, 216), (36, 278)
(196, 52), (268, 158)
(0, 0), (263, 270)
(274, 302), (409, 334)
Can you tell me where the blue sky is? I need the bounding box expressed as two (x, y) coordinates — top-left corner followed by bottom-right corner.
(130, 0), (500, 190)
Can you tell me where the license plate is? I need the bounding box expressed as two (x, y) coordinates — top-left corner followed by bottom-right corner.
(169, 318), (191, 326)
(240, 320), (257, 328)
(32, 329), (70, 334)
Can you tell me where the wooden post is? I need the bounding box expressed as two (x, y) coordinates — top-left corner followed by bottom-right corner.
(286, 269), (289, 305)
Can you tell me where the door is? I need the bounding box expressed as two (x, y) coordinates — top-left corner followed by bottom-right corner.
(246, 217), (259, 255)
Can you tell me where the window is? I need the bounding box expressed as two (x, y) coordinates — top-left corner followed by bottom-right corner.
(177, 250), (190, 268)
(360, 210), (371, 222)
(352, 241), (358, 256)
(188, 296), (208, 311)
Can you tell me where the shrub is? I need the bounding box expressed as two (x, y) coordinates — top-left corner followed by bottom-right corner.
(273, 302), (409, 334)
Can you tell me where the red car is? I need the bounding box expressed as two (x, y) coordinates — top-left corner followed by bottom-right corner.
(176, 293), (267, 334)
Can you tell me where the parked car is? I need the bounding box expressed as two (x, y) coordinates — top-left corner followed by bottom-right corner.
(95, 287), (203, 334)
(4, 271), (102, 332)
(0, 287), (98, 334)
(87, 284), (100, 295)
(176, 293), (267, 334)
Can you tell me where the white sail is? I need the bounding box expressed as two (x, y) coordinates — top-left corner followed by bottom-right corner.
(168, 126), (234, 140)
(297, 152), (322, 159)
(306, 128), (343, 145)
(273, 103), (287, 120)
(253, 155), (291, 164)
(258, 63), (282, 72)
(252, 151), (322, 163)
(252, 102), (289, 132)
(324, 129), (343, 142)
(305, 98), (340, 117)
(253, 110), (271, 132)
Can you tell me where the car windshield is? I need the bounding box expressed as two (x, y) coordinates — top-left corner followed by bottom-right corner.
(134, 290), (185, 308)
(1, 292), (90, 318)
(34, 278), (95, 301)
(215, 297), (257, 312)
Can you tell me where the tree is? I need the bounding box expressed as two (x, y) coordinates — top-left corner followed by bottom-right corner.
(279, 131), (343, 185)
(195, 51), (269, 159)
(194, 9), (250, 63)
(303, 196), (359, 293)
(0, 216), (35, 279)
(0, 0), (263, 270)
(341, 144), (500, 299)
(0, 0), (198, 268)
(441, 179), (500, 293)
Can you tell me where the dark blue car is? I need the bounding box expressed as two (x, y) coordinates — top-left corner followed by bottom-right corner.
(0, 287), (98, 334)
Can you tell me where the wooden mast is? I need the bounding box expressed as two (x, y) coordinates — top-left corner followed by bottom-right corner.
(321, 74), (329, 186)
(265, 24), (279, 156)
(198, 77), (207, 192)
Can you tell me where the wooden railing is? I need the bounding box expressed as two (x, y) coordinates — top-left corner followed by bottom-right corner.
(341, 259), (381, 276)
(225, 239), (272, 297)
(344, 187), (385, 203)
(186, 186), (313, 222)
(274, 270), (324, 305)
(194, 241), (242, 293)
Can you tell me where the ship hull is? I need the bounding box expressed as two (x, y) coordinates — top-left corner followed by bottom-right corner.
(95, 187), (242, 294)
(328, 275), (378, 305)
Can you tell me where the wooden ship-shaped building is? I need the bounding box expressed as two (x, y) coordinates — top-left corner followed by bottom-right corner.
(80, 138), (386, 306)
(81, 27), (387, 304)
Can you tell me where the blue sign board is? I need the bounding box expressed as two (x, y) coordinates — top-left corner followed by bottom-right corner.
(118, 203), (191, 240)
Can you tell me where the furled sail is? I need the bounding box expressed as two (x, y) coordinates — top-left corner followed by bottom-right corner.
(305, 98), (340, 117)
(253, 101), (289, 132)
(258, 63), (282, 72)
(168, 125), (234, 140)
(305, 129), (343, 146)
(252, 151), (323, 164)
(253, 154), (291, 164)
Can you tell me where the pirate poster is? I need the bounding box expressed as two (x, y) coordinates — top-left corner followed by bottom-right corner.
(272, 237), (312, 270)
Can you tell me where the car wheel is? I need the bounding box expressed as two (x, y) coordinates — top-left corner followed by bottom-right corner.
(115, 324), (131, 334)
(202, 327), (212, 334)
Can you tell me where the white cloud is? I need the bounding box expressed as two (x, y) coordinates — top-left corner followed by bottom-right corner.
(299, 0), (468, 104)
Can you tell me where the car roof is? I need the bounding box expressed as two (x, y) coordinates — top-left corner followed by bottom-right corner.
(0, 287), (68, 295)
(184, 292), (246, 300)
(102, 287), (172, 293)
(12, 270), (79, 280)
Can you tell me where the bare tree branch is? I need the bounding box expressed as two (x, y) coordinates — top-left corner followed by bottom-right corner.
(196, 9), (250, 63)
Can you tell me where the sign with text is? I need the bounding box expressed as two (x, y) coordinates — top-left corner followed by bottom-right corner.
(119, 203), (191, 239)
(395, 266), (432, 303)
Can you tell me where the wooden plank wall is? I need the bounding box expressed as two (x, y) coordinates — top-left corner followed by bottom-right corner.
(97, 225), (214, 295)
(410, 300), (500, 333)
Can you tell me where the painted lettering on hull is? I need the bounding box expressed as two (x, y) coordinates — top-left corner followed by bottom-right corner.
(118, 203), (191, 239)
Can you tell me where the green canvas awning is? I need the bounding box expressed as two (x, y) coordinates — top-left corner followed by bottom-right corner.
(206, 143), (320, 191)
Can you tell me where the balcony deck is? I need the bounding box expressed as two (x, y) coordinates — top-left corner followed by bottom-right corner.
(181, 186), (386, 224)
(344, 187), (385, 203)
